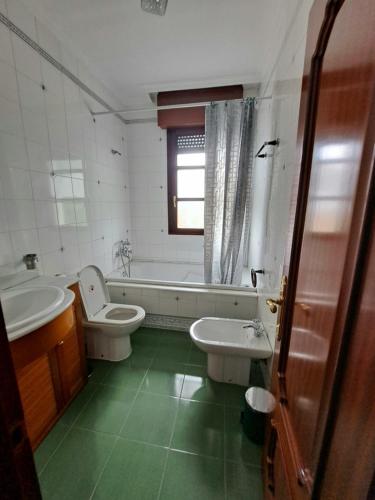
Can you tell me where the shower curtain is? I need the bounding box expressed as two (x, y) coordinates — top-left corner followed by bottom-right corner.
(204, 99), (255, 285)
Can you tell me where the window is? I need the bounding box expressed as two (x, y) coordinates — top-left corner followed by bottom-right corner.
(167, 127), (205, 235)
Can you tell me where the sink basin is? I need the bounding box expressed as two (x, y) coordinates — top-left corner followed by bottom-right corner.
(1, 286), (65, 335)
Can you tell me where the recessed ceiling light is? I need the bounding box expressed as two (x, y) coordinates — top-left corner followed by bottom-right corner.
(141, 0), (168, 16)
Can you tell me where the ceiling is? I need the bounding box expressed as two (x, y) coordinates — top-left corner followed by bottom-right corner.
(23, 0), (283, 108)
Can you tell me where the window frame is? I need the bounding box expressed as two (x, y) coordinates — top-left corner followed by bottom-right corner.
(167, 126), (205, 235)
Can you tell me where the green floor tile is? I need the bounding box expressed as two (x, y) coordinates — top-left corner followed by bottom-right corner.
(156, 342), (191, 363)
(34, 421), (69, 474)
(171, 399), (224, 458)
(158, 331), (191, 344)
(181, 365), (226, 405)
(132, 343), (159, 358)
(75, 385), (137, 434)
(132, 331), (160, 357)
(187, 344), (207, 366)
(133, 329), (161, 346)
(226, 461), (263, 500)
(223, 383), (247, 408)
(87, 359), (113, 384)
(35, 328), (265, 499)
(39, 427), (116, 500)
(103, 355), (151, 390)
(141, 358), (185, 397)
(121, 392), (178, 446)
(159, 450), (225, 500)
(225, 407), (262, 466)
(92, 439), (167, 500)
(59, 382), (99, 427)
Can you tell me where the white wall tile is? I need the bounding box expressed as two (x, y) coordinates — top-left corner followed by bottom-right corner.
(38, 226), (61, 253)
(0, 200), (9, 232)
(0, 5), (131, 277)
(0, 95), (23, 136)
(6, 0), (37, 39)
(0, 60), (18, 102)
(0, 231), (13, 266)
(40, 250), (64, 275)
(34, 200), (58, 228)
(0, 132), (28, 170)
(17, 73), (45, 112)
(30, 171), (55, 200)
(1, 167), (32, 199)
(0, 23), (13, 67)
(5, 199), (36, 230)
(27, 141), (52, 173)
(22, 107), (49, 146)
(11, 34), (41, 83)
(10, 228), (40, 265)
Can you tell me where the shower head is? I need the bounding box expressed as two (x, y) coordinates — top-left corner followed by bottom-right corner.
(141, 0), (168, 16)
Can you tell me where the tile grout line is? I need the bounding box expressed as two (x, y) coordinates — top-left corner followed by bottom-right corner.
(88, 354), (155, 500)
(38, 383), (100, 477)
(155, 379), (183, 500)
(223, 405), (228, 500)
(156, 338), (189, 500)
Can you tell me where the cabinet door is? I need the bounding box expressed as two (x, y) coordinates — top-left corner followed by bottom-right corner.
(16, 354), (58, 448)
(56, 326), (85, 403)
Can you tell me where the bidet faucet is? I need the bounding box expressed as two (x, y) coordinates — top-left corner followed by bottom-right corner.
(242, 319), (263, 338)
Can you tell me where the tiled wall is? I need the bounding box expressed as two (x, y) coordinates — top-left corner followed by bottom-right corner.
(0, 0), (131, 277)
(251, 0), (314, 382)
(126, 122), (204, 263)
(108, 283), (257, 320)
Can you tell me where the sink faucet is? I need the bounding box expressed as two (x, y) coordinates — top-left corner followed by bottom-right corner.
(242, 319), (263, 338)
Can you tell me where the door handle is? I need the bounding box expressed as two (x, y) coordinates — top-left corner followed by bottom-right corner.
(173, 195), (177, 208)
(266, 275), (287, 341)
(266, 298), (283, 314)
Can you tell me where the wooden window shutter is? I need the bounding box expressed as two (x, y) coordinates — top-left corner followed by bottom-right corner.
(157, 85), (243, 129)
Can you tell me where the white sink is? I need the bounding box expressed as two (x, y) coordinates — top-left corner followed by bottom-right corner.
(0, 285), (72, 341)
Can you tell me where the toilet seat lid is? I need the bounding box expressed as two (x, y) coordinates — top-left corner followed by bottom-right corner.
(78, 265), (110, 317)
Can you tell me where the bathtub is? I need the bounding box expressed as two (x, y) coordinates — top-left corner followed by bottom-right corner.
(107, 259), (251, 289)
(108, 260), (204, 284)
(106, 260), (257, 331)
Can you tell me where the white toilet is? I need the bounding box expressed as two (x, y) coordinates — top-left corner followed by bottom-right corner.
(78, 265), (145, 362)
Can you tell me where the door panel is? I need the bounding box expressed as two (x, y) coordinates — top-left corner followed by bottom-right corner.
(282, 0), (375, 482)
(16, 355), (58, 448)
(266, 0), (375, 498)
(318, 194), (375, 499)
(56, 326), (85, 402)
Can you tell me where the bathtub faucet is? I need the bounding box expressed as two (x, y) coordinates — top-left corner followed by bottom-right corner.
(242, 319), (263, 338)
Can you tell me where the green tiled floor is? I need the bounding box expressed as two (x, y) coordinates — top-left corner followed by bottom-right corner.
(35, 327), (263, 500)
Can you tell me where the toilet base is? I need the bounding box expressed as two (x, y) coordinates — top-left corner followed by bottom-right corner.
(85, 329), (132, 362)
(207, 353), (251, 386)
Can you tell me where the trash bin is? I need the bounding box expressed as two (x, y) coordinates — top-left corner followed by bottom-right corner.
(241, 387), (276, 445)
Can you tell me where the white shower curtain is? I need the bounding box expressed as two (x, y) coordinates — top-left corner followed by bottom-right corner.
(204, 99), (255, 285)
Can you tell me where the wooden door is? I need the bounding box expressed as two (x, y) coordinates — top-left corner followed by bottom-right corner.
(265, 0), (375, 498)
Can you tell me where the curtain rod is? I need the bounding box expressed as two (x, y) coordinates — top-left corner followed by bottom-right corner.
(91, 96), (272, 116)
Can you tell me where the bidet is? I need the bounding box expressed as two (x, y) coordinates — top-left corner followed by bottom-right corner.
(190, 317), (272, 385)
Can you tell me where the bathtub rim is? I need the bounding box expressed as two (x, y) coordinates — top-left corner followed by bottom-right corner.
(106, 277), (257, 296)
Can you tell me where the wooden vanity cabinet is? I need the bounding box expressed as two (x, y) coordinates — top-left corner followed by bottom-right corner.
(10, 284), (87, 450)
